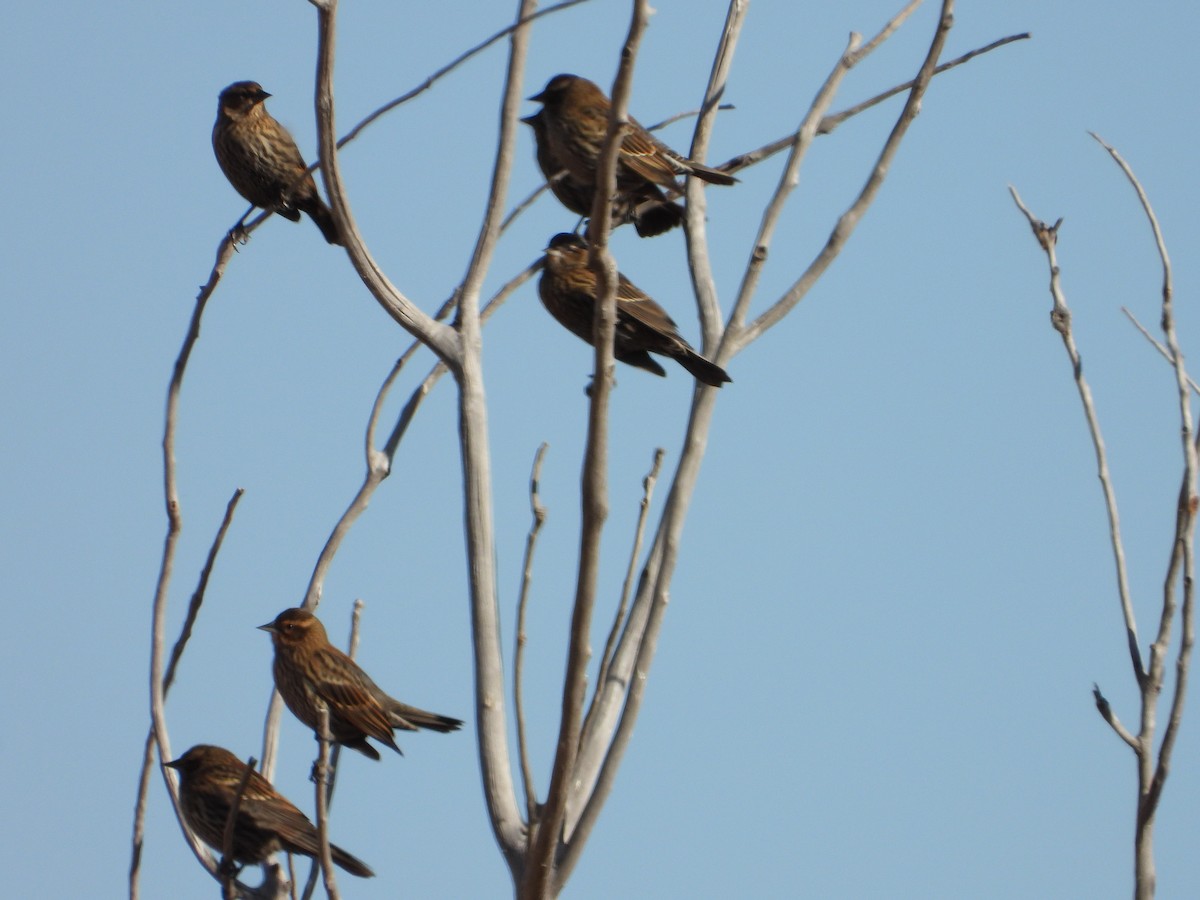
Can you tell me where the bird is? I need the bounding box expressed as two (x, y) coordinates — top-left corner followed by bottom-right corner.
(259, 608), (463, 760)
(527, 74), (735, 218)
(537, 233), (731, 387)
(166, 744), (374, 878)
(212, 81), (342, 245)
(522, 108), (685, 238)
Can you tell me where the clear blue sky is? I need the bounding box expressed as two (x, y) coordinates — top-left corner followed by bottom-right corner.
(5, 1), (1199, 897)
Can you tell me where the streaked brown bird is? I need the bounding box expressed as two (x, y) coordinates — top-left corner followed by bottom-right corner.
(166, 744), (374, 878)
(527, 74), (735, 222)
(522, 108), (684, 238)
(260, 608), (463, 760)
(537, 233), (731, 387)
(212, 81), (342, 245)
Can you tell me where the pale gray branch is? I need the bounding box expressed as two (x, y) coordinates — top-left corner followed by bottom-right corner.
(733, 0), (955, 351)
(580, 448), (665, 753)
(521, 6), (650, 895)
(1008, 184), (1144, 683)
(1120, 308), (1200, 396)
(313, 704), (340, 900)
(515, 444), (550, 822)
(312, 0), (460, 364)
(1093, 135), (1196, 836)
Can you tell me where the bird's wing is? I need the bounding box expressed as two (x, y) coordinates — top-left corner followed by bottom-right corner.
(616, 274), (679, 334)
(310, 649), (397, 743)
(619, 124), (685, 187)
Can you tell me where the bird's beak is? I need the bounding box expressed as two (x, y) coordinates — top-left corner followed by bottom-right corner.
(165, 758), (182, 770)
(256, 89), (272, 102)
(520, 114), (537, 125)
(528, 90), (547, 103)
(257, 622), (276, 633)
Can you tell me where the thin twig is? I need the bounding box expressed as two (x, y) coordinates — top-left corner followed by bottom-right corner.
(1120, 308), (1200, 396)
(515, 444), (549, 822)
(1009, 184), (1144, 684)
(148, 228), (253, 888)
(1093, 684), (1138, 750)
(300, 603), (361, 900)
(524, 4), (650, 894)
(451, 0), (539, 873)
(132, 489), (244, 894)
(733, 0), (951, 350)
(220, 756), (259, 900)
(717, 33), (1029, 175)
(313, 704), (339, 900)
(583, 448), (664, 743)
(1093, 135), (1196, 835)
(333, 0), (593, 152)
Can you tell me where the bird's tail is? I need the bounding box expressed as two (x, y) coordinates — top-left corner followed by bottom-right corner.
(300, 198), (344, 245)
(389, 703), (464, 734)
(686, 161), (738, 187)
(676, 350), (732, 387)
(330, 843), (376, 878)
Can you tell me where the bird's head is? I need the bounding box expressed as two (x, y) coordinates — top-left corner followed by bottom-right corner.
(218, 81), (271, 118)
(258, 607), (326, 649)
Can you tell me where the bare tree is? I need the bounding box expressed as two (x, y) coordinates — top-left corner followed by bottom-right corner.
(1011, 138), (1196, 900)
(133, 1), (1032, 897)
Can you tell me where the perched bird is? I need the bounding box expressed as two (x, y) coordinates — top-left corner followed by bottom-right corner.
(537, 233), (731, 387)
(527, 74), (735, 219)
(212, 81), (342, 245)
(259, 608), (463, 760)
(522, 109), (684, 238)
(166, 744), (374, 878)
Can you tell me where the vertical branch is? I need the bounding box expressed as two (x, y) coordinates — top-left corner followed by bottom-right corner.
(453, 0), (540, 873)
(1008, 188), (1144, 682)
(133, 489), (243, 895)
(1090, 135), (1196, 900)
(220, 757), (258, 900)
(313, 704), (339, 900)
(685, 0), (749, 344)
(582, 448), (664, 744)
(520, 5), (649, 897)
(149, 233), (248, 881)
(299, 603), (361, 900)
(516, 444), (550, 822)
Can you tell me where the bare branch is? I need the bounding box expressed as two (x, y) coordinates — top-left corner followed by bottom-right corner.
(1093, 135), (1197, 830)
(725, 27), (862, 339)
(334, 1), (594, 152)
(454, 0), (540, 871)
(132, 490), (244, 895)
(1093, 683), (1138, 750)
(220, 757), (259, 900)
(299, 604), (360, 900)
(734, 0), (956, 350)
(717, 33), (1029, 175)
(149, 229), (255, 881)
(515, 444), (550, 822)
(683, 0), (750, 342)
(1120, 308), (1200, 396)
(1008, 184), (1145, 683)
(522, 5), (653, 894)
(312, 1), (460, 363)
(313, 704), (340, 900)
(583, 448), (664, 746)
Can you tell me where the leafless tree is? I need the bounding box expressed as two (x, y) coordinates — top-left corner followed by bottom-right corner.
(1011, 138), (1196, 900)
(132, 1), (1032, 897)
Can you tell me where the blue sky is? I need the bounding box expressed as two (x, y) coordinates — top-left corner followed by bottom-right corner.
(5, 1), (1200, 897)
